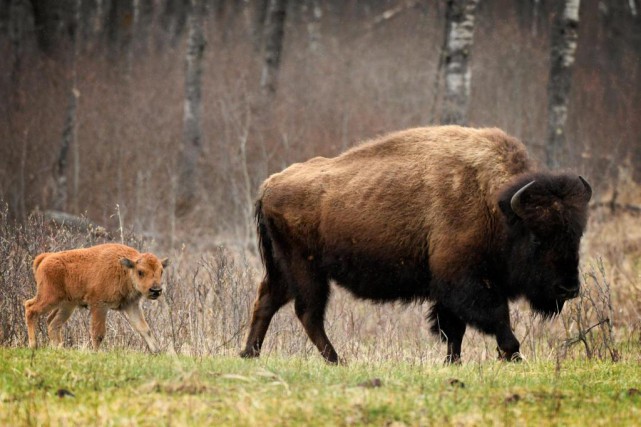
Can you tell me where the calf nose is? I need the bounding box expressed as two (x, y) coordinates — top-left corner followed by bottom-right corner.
(149, 287), (162, 298)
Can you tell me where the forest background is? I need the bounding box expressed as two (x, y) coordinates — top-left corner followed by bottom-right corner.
(0, 0), (640, 361)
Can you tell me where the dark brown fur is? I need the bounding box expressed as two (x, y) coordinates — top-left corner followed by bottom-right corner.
(241, 126), (592, 363)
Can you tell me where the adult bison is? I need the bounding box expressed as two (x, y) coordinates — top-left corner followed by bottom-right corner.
(25, 243), (169, 353)
(240, 126), (592, 363)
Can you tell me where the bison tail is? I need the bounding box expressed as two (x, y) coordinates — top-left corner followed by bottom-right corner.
(255, 199), (277, 283)
(32, 253), (48, 276)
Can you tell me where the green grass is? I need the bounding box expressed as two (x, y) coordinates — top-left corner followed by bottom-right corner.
(1, 347), (640, 426)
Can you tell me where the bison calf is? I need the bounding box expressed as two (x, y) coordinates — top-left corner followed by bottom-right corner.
(25, 243), (169, 353)
(241, 125), (592, 364)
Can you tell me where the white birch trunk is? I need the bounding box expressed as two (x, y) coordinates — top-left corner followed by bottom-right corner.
(54, 0), (81, 212)
(176, 0), (205, 217)
(440, 0), (480, 125)
(546, 0), (581, 168)
(304, 0), (322, 53)
(260, 0), (288, 98)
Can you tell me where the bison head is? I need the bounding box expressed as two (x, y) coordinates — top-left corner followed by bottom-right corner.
(121, 254), (169, 300)
(498, 174), (592, 316)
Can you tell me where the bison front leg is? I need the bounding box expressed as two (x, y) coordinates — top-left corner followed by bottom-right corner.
(476, 304), (521, 362)
(440, 280), (521, 362)
(121, 302), (159, 354)
(494, 317), (522, 362)
(429, 304), (466, 364)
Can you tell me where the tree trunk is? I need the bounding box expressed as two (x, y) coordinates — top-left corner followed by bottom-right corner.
(252, 0), (270, 51)
(136, 0), (154, 54)
(175, 0), (205, 217)
(29, 0), (61, 56)
(159, 0), (189, 47)
(8, 0), (29, 108)
(105, 0), (133, 60)
(260, 0), (288, 99)
(546, 0), (581, 169)
(53, 0), (81, 212)
(304, 0), (322, 53)
(440, 0), (479, 125)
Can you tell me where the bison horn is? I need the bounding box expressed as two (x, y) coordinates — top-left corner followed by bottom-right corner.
(510, 180), (536, 219)
(579, 176), (592, 202)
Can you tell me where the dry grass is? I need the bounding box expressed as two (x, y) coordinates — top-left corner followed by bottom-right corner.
(1, 200), (640, 365)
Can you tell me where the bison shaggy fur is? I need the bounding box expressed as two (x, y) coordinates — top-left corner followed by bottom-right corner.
(240, 125), (592, 363)
(25, 243), (169, 352)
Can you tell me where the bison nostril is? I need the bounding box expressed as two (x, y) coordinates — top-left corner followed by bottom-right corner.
(556, 285), (579, 300)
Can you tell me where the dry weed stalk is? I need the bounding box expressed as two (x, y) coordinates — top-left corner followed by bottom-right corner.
(560, 260), (619, 361)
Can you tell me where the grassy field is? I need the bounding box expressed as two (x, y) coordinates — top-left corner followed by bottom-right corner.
(1, 347), (640, 426)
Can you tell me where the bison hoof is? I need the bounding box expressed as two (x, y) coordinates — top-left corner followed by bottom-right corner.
(497, 348), (523, 362)
(444, 355), (462, 365)
(325, 356), (344, 366)
(239, 348), (260, 359)
(509, 352), (524, 362)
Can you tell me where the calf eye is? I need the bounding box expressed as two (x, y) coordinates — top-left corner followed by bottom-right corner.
(138, 270), (144, 278)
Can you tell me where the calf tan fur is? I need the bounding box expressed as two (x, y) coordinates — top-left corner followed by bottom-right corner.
(25, 243), (168, 352)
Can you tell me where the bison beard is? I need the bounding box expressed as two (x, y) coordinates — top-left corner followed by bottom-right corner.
(240, 126), (592, 364)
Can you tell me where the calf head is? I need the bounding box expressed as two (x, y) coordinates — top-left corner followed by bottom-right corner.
(499, 174), (592, 316)
(121, 253), (169, 300)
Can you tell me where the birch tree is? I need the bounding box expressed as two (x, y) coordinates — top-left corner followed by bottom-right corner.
(29, 0), (61, 56)
(176, 0), (205, 217)
(53, 0), (81, 212)
(260, 0), (288, 99)
(440, 0), (479, 125)
(546, 0), (581, 169)
(252, 0), (270, 51)
(304, 0), (322, 53)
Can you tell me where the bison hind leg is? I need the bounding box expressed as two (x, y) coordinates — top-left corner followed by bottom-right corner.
(429, 304), (466, 364)
(291, 265), (338, 364)
(241, 277), (292, 359)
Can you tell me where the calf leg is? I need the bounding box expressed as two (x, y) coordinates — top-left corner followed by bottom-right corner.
(241, 278), (292, 359)
(121, 302), (159, 353)
(24, 294), (58, 349)
(90, 305), (108, 350)
(429, 303), (466, 364)
(46, 305), (75, 348)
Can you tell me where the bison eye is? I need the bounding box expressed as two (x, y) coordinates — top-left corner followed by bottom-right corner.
(138, 270), (144, 278)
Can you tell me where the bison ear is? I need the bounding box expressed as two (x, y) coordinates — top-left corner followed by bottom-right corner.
(161, 257), (169, 268)
(498, 197), (520, 223)
(120, 258), (135, 269)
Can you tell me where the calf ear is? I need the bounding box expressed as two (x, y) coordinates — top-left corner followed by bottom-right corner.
(120, 258), (135, 269)
(161, 258), (169, 268)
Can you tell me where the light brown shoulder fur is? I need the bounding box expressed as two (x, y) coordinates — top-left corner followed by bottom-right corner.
(260, 126), (535, 279)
